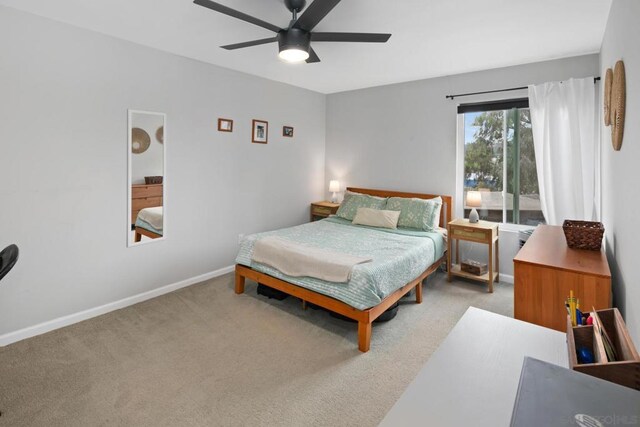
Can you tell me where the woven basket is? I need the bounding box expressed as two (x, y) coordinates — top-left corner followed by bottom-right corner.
(562, 220), (604, 251)
(144, 176), (163, 185)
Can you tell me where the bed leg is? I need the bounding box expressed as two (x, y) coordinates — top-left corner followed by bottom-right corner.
(134, 232), (141, 242)
(235, 271), (245, 294)
(415, 281), (423, 304)
(358, 321), (372, 353)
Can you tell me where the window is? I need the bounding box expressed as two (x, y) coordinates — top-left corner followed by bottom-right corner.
(459, 99), (545, 226)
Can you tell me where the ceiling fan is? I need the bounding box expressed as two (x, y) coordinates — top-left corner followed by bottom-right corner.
(193, 0), (391, 63)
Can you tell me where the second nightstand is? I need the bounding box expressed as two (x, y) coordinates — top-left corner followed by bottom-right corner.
(310, 201), (340, 221)
(447, 218), (499, 292)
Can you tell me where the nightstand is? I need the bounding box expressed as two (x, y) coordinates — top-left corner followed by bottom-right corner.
(447, 218), (499, 292)
(310, 201), (340, 221)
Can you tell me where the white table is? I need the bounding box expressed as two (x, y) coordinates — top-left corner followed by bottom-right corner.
(379, 307), (567, 427)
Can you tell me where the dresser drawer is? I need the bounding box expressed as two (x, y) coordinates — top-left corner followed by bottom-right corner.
(132, 184), (163, 199)
(451, 226), (489, 242)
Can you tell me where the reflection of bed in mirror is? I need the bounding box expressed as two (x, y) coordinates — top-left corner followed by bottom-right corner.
(131, 183), (163, 241)
(135, 207), (163, 242)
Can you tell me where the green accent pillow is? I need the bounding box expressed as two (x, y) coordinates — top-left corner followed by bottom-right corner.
(336, 191), (388, 221)
(386, 196), (442, 231)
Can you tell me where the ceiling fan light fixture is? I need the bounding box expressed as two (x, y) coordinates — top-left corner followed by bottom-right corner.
(278, 47), (309, 63)
(277, 28), (311, 63)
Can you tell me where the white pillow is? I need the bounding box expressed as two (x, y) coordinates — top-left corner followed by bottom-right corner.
(352, 207), (401, 229)
(431, 196), (443, 229)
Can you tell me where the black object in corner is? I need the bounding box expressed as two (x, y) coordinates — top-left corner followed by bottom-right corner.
(257, 283), (289, 301)
(0, 244), (19, 282)
(330, 302), (400, 323)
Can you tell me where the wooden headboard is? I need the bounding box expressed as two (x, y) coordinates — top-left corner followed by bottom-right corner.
(346, 187), (452, 228)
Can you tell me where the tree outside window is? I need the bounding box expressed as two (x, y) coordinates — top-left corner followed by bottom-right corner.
(463, 107), (544, 226)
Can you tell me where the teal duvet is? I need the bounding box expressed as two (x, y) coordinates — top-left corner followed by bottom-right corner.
(235, 217), (445, 310)
(135, 218), (163, 236)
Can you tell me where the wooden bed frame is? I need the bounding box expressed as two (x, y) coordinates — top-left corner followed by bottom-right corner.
(134, 226), (162, 242)
(235, 187), (453, 352)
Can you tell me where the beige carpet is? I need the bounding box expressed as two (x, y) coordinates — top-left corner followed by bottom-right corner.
(0, 272), (513, 427)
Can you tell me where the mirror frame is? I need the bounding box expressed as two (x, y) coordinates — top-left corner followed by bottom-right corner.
(127, 109), (167, 247)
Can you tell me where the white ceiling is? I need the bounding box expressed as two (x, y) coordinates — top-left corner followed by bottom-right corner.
(0, 0), (612, 94)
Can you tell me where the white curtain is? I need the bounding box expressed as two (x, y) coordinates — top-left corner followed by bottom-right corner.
(528, 77), (598, 225)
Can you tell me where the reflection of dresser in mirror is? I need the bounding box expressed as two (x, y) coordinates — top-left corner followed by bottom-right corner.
(131, 183), (163, 226)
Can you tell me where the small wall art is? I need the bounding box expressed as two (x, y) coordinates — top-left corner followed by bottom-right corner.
(603, 68), (613, 127)
(610, 60), (626, 151)
(252, 119), (268, 144)
(156, 126), (164, 143)
(131, 127), (151, 154)
(218, 118), (233, 132)
(283, 126), (294, 137)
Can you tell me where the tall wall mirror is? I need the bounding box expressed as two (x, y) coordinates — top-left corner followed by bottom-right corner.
(127, 109), (166, 247)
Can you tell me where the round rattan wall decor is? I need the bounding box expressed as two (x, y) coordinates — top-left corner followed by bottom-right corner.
(156, 126), (164, 144)
(603, 68), (613, 126)
(611, 60), (626, 151)
(131, 127), (151, 154)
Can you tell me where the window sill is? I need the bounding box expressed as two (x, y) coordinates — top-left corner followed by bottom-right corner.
(470, 220), (537, 233)
(498, 223), (537, 233)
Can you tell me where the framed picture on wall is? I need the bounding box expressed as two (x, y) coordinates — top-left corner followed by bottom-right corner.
(252, 119), (268, 144)
(283, 126), (294, 137)
(218, 118), (233, 132)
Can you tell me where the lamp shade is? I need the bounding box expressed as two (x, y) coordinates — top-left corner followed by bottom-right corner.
(466, 191), (482, 208)
(329, 180), (340, 193)
(277, 28), (310, 63)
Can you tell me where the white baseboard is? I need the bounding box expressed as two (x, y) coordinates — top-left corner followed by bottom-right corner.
(0, 265), (235, 347)
(499, 273), (514, 284)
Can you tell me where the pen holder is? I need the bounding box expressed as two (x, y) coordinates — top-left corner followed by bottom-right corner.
(566, 308), (640, 390)
(567, 319), (602, 365)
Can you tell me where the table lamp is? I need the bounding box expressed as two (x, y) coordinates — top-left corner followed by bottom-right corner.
(329, 180), (340, 203)
(467, 191), (482, 223)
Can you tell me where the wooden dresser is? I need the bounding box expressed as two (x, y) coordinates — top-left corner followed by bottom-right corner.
(131, 184), (163, 225)
(513, 225), (611, 332)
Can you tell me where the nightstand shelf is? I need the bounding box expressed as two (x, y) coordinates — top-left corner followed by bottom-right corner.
(449, 264), (499, 283)
(310, 201), (340, 222)
(447, 218), (499, 292)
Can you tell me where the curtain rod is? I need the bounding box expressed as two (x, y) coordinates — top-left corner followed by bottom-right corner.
(445, 76), (601, 100)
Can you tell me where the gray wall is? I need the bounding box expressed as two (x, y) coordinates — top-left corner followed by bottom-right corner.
(600, 0), (640, 344)
(0, 7), (326, 337)
(326, 54), (600, 279)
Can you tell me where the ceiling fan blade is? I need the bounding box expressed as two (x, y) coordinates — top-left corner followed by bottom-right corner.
(306, 47), (321, 63)
(294, 0), (341, 32)
(193, 0), (282, 33)
(311, 32), (391, 43)
(221, 37), (278, 50)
